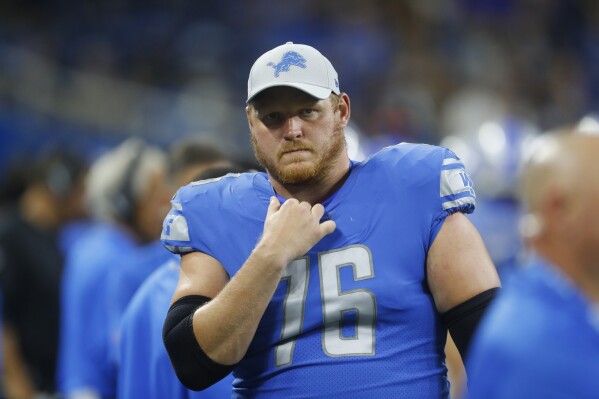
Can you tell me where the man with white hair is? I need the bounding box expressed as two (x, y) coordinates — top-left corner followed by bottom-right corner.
(58, 138), (169, 399)
(467, 132), (599, 398)
(115, 138), (235, 399)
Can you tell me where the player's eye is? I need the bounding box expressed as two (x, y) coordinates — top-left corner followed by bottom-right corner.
(262, 113), (283, 126)
(302, 109), (315, 116)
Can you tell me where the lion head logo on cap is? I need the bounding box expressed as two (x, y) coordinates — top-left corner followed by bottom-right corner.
(267, 51), (307, 78)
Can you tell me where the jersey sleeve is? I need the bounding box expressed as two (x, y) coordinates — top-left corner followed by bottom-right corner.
(429, 146), (477, 246)
(438, 148), (476, 215)
(160, 184), (211, 256)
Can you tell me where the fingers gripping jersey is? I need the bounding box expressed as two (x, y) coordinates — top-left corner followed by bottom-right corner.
(161, 144), (475, 399)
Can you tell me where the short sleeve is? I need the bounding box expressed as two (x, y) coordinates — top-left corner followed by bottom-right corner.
(429, 148), (477, 246)
(160, 182), (223, 258)
(439, 149), (476, 215)
(160, 185), (201, 255)
(161, 198), (195, 255)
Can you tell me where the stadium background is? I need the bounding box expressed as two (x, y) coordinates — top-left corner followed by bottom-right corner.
(1, 0), (598, 174)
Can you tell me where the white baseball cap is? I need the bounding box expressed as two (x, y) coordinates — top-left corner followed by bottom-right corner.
(246, 42), (340, 103)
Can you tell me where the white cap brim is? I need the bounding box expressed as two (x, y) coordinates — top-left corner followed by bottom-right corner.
(246, 83), (333, 103)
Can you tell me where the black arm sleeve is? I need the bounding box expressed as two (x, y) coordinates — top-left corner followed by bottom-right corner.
(162, 295), (235, 391)
(441, 287), (500, 362)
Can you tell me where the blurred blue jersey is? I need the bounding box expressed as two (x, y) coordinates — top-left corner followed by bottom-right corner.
(58, 222), (138, 399)
(106, 240), (172, 367)
(467, 259), (599, 398)
(58, 220), (96, 256)
(161, 143), (476, 398)
(118, 259), (233, 399)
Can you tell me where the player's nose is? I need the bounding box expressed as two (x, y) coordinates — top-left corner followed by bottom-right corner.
(282, 116), (303, 140)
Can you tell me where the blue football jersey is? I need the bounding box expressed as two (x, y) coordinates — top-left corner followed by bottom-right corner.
(466, 259), (599, 399)
(106, 240), (172, 367)
(58, 222), (138, 399)
(118, 259), (233, 399)
(161, 143), (476, 398)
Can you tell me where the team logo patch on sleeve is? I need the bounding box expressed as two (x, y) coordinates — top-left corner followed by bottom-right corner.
(440, 158), (476, 210)
(161, 208), (194, 254)
(161, 210), (190, 243)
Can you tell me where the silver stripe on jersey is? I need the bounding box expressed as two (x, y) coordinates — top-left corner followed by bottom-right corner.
(161, 214), (190, 242)
(191, 173), (242, 186)
(442, 158), (462, 166)
(164, 245), (194, 253)
(442, 196), (476, 211)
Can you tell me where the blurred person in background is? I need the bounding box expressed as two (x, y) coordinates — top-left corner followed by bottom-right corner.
(466, 131), (599, 398)
(439, 116), (541, 396)
(117, 164), (248, 399)
(105, 138), (232, 322)
(107, 138), (231, 397)
(57, 138), (166, 399)
(0, 153), (88, 399)
(161, 42), (500, 397)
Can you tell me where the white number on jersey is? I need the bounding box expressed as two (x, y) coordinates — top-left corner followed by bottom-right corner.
(275, 245), (376, 367)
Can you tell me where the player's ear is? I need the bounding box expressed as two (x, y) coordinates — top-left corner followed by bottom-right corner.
(246, 105), (256, 130)
(539, 185), (572, 236)
(246, 105), (253, 123)
(337, 93), (350, 127)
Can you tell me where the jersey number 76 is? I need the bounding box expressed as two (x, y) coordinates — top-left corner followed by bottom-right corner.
(275, 245), (377, 367)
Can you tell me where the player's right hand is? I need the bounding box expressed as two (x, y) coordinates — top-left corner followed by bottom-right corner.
(257, 196), (336, 270)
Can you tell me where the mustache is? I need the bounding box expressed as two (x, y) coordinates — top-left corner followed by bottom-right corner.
(277, 143), (314, 157)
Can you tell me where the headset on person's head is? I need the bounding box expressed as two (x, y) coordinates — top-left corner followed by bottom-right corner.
(110, 140), (147, 224)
